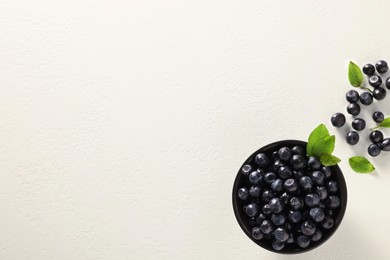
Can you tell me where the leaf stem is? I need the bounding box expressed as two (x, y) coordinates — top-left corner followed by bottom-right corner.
(370, 126), (380, 131)
(359, 86), (373, 93)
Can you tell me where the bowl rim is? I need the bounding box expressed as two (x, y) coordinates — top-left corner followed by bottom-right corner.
(232, 139), (348, 254)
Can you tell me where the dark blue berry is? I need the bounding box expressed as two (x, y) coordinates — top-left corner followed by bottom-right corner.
(293, 170), (305, 179)
(305, 193), (320, 207)
(249, 186), (261, 198)
(260, 219), (274, 234)
(241, 164), (252, 176)
(255, 153), (270, 168)
(278, 166), (292, 180)
(327, 195), (341, 209)
(249, 171), (263, 185)
(360, 92), (373, 105)
(322, 166), (332, 178)
(288, 210), (302, 223)
(296, 235), (310, 248)
(262, 190), (275, 202)
(245, 203), (259, 217)
(307, 156), (321, 170)
(386, 77), (390, 90)
(264, 172), (276, 184)
(256, 213), (266, 224)
(299, 176), (313, 190)
(284, 178), (298, 193)
(346, 131), (359, 145)
(346, 102), (361, 116)
(271, 213), (286, 226)
(286, 234), (294, 244)
(272, 159), (284, 172)
(380, 138), (390, 151)
(309, 207), (325, 222)
(280, 192), (292, 204)
(369, 130), (384, 143)
(368, 143), (381, 157)
(311, 229), (323, 242)
(315, 186), (328, 200)
(331, 113), (346, 127)
(321, 216), (334, 229)
(368, 75), (382, 88)
(269, 198), (284, 213)
(373, 87), (387, 100)
(238, 187), (249, 200)
(271, 179), (284, 194)
(373, 111), (384, 123)
(289, 197), (303, 210)
(327, 181), (338, 193)
(291, 145), (304, 155)
(376, 60), (388, 74)
(262, 204), (272, 215)
(290, 154), (306, 170)
(311, 171), (325, 185)
(363, 64), (375, 76)
(272, 239), (285, 251)
(352, 118), (366, 131)
(301, 220), (316, 236)
(274, 227), (289, 242)
(252, 226), (263, 240)
(346, 89), (360, 102)
(271, 151), (279, 160)
(278, 147), (292, 162)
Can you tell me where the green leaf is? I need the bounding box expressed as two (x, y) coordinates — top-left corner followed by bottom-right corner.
(320, 154), (341, 166)
(311, 135), (335, 158)
(348, 61), (364, 87)
(307, 124), (330, 156)
(379, 117), (390, 128)
(349, 156), (375, 173)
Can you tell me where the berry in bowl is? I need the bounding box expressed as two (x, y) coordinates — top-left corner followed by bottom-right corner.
(232, 140), (347, 254)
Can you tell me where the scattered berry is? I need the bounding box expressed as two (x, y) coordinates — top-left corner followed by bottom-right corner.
(373, 111), (384, 123)
(346, 89), (359, 102)
(369, 75), (382, 88)
(362, 63), (375, 76)
(360, 92), (373, 105)
(376, 60), (388, 74)
(386, 77), (390, 90)
(346, 103), (360, 116)
(369, 131), (384, 143)
(351, 118), (366, 131)
(331, 113), (346, 127)
(373, 87), (387, 100)
(346, 131), (359, 145)
(380, 138), (390, 151)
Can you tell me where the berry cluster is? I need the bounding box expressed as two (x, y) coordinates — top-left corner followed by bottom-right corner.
(237, 146), (340, 251)
(331, 60), (390, 157)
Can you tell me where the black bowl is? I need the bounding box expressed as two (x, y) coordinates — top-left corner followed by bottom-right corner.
(232, 140), (347, 254)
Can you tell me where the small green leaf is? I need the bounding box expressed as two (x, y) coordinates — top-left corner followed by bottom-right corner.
(349, 156), (375, 173)
(320, 154), (341, 166)
(307, 124), (330, 156)
(311, 135), (335, 158)
(379, 117), (390, 128)
(348, 61), (364, 87)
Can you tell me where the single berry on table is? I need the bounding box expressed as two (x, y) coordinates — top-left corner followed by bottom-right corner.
(346, 89), (360, 102)
(255, 153), (270, 168)
(245, 203), (260, 217)
(368, 75), (382, 88)
(362, 63), (375, 76)
(368, 144), (381, 157)
(307, 156), (321, 170)
(331, 113), (346, 127)
(346, 103), (360, 116)
(376, 60), (389, 74)
(238, 187), (249, 200)
(351, 118), (366, 131)
(278, 147), (292, 162)
(373, 87), (387, 100)
(346, 131), (359, 145)
(373, 111), (384, 123)
(369, 130), (384, 143)
(252, 226), (263, 240)
(360, 92), (373, 105)
(386, 77), (390, 90)
(380, 138), (390, 151)
(249, 186), (261, 198)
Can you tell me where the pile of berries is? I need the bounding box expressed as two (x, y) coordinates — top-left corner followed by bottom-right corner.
(331, 60), (390, 157)
(236, 146), (341, 251)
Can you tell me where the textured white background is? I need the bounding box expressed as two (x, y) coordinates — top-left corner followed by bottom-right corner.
(2, 0), (390, 259)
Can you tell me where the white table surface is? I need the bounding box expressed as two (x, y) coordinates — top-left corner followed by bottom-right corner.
(1, 1), (390, 259)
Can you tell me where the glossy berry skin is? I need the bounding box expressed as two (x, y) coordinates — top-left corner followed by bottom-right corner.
(296, 235), (310, 248)
(291, 145), (304, 155)
(351, 118), (366, 131)
(311, 229), (323, 242)
(238, 187), (249, 200)
(260, 219), (274, 234)
(376, 60), (388, 74)
(252, 226), (263, 240)
(256, 213), (266, 224)
(272, 240), (285, 251)
(346, 89), (360, 102)
(322, 166), (332, 178)
(249, 171), (263, 185)
(360, 92), (373, 105)
(362, 63), (375, 76)
(271, 151), (279, 160)
(368, 144), (381, 157)
(245, 203), (260, 217)
(288, 210), (303, 223)
(241, 164), (252, 176)
(269, 198), (284, 213)
(271, 179), (284, 194)
(299, 176), (313, 190)
(311, 171), (325, 185)
(274, 227), (289, 242)
(255, 153), (270, 168)
(315, 186), (328, 200)
(386, 77), (390, 90)
(327, 181), (338, 193)
(346, 131), (359, 145)
(264, 172), (277, 184)
(284, 178), (298, 193)
(278, 166), (292, 180)
(309, 207), (325, 222)
(373, 111), (384, 123)
(327, 195), (341, 209)
(278, 147), (292, 162)
(380, 138), (390, 151)
(272, 160), (284, 172)
(373, 87), (387, 100)
(307, 156), (321, 170)
(368, 75), (382, 87)
(370, 130), (384, 143)
(271, 213), (286, 226)
(346, 103), (360, 116)
(280, 192), (291, 204)
(321, 216), (334, 229)
(289, 197), (303, 210)
(249, 186), (261, 198)
(301, 220), (316, 236)
(262, 190), (275, 202)
(290, 155), (306, 170)
(262, 204), (272, 215)
(331, 113), (346, 127)
(305, 193), (320, 207)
